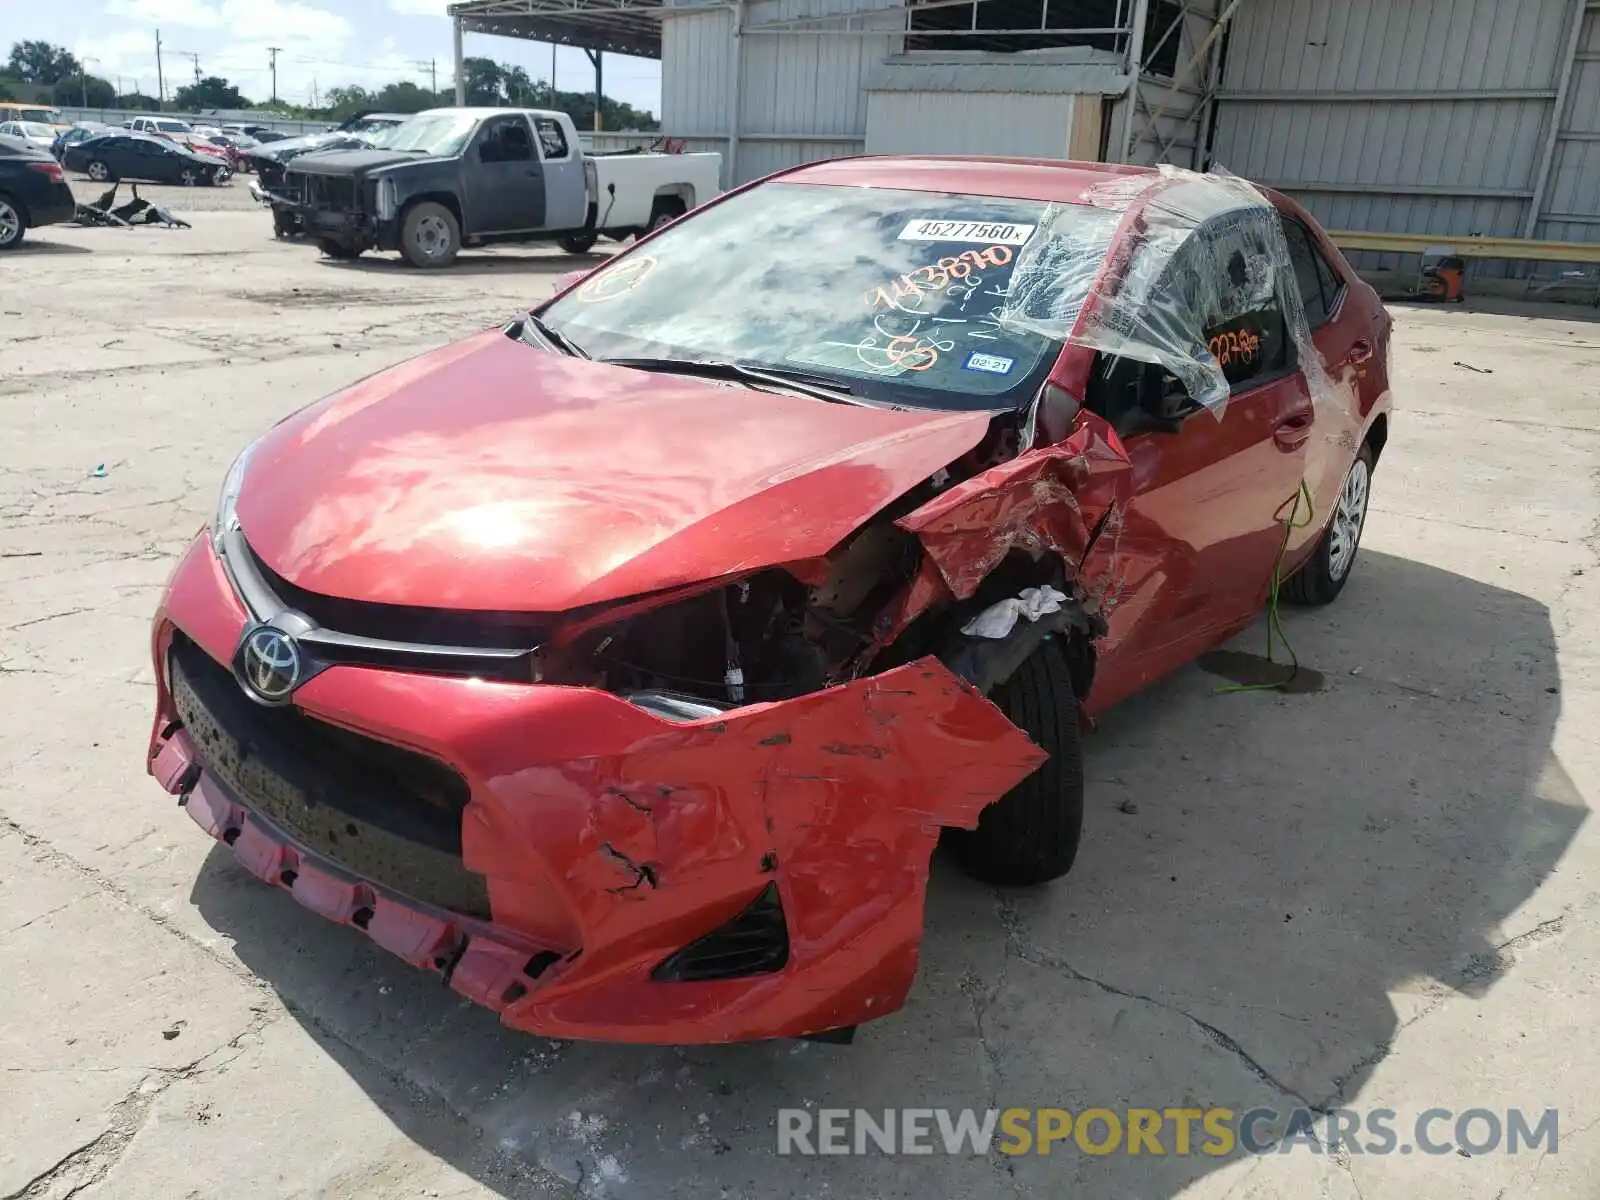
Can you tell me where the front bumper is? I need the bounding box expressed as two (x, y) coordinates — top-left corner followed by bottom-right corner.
(149, 532), (1045, 1042)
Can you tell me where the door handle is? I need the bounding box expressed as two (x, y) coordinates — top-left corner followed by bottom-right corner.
(1273, 413), (1314, 451)
(1348, 339), (1374, 365)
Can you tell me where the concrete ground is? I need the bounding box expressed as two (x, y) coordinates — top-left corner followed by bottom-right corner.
(2, 194), (1598, 1200)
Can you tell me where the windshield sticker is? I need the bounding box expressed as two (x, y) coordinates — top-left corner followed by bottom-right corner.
(962, 351), (1014, 376)
(575, 255), (657, 303)
(898, 220), (1036, 245)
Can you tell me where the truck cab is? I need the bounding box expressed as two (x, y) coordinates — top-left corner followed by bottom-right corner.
(276, 107), (722, 268)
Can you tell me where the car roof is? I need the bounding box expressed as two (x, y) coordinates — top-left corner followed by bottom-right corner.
(782, 155), (1162, 205)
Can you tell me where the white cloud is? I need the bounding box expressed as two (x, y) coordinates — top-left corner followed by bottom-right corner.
(100, 0), (347, 41)
(103, 0), (221, 27)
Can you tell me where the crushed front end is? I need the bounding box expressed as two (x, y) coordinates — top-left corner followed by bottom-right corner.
(148, 524), (1057, 1042)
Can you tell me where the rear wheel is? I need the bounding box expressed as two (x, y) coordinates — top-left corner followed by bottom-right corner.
(179, 166), (200, 187)
(943, 641), (1084, 887)
(1283, 443), (1375, 606)
(559, 233), (598, 254)
(646, 197), (686, 233)
(400, 201), (460, 268)
(0, 195), (26, 250)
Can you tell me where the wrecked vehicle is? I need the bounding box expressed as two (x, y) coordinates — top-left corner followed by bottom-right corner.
(262, 107), (722, 266)
(147, 157), (1391, 1043)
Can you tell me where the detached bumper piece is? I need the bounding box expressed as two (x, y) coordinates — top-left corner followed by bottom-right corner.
(151, 728), (554, 1015)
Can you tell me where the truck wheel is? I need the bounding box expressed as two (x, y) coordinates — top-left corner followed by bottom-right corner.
(559, 233), (598, 254)
(647, 197), (687, 233)
(317, 238), (362, 260)
(942, 640), (1084, 887)
(401, 201), (460, 268)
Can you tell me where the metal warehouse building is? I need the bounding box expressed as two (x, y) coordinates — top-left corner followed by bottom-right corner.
(451, 0), (1600, 269)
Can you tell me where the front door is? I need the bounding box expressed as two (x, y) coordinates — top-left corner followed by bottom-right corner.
(535, 116), (587, 230)
(463, 115), (545, 235)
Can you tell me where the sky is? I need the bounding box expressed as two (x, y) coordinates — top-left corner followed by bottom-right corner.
(19, 0), (663, 115)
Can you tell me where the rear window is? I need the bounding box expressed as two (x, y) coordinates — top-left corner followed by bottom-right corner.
(541, 182), (1121, 411)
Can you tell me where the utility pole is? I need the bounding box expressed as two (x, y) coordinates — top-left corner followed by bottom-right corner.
(155, 29), (165, 110)
(267, 46), (281, 104)
(189, 52), (201, 85)
(413, 58), (437, 95)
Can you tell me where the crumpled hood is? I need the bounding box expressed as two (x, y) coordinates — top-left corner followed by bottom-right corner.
(236, 331), (994, 612)
(287, 148), (423, 176)
(253, 132), (367, 161)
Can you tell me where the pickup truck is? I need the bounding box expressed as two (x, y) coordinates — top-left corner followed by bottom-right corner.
(266, 106), (723, 267)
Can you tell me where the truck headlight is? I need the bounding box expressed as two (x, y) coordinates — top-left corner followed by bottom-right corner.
(211, 441), (258, 554)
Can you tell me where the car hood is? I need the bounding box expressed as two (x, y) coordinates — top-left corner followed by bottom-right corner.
(253, 132), (359, 160)
(287, 148), (424, 176)
(236, 330), (994, 613)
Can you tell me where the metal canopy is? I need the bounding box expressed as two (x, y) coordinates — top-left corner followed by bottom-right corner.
(448, 0), (663, 59)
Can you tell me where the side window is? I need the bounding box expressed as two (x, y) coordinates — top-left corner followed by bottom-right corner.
(534, 117), (569, 160)
(1280, 215), (1345, 327)
(478, 118), (533, 163)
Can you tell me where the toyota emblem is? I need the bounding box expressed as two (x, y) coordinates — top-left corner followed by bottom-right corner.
(239, 626), (302, 703)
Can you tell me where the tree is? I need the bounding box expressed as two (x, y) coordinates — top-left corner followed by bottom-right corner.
(322, 85), (375, 121)
(460, 56), (505, 105)
(7, 40), (81, 85)
(52, 74), (116, 107)
(117, 91), (161, 112)
(173, 76), (251, 110)
(372, 81), (444, 113)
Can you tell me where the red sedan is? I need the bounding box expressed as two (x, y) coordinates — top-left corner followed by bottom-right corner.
(147, 156), (1391, 1043)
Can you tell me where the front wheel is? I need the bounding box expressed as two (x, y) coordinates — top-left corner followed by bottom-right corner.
(1282, 443), (1374, 606)
(559, 233), (597, 254)
(943, 641), (1084, 887)
(316, 238), (362, 260)
(400, 201), (460, 268)
(85, 159), (113, 182)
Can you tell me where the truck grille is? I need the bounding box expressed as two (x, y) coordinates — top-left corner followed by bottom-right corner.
(169, 633), (490, 918)
(295, 172), (357, 211)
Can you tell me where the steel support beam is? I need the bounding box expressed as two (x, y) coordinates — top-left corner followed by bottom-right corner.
(1525, 0), (1588, 238)
(453, 16), (466, 104)
(1116, 0), (1150, 161)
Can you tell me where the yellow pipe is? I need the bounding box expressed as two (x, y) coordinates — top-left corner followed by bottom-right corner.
(1328, 230), (1600, 264)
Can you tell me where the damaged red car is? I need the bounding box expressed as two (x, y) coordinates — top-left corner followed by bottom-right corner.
(148, 156), (1391, 1043)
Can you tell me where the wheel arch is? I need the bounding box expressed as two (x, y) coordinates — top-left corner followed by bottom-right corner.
(401, 191), (463, 228)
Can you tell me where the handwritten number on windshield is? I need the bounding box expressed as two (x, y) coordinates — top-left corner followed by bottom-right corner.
(866, 246), (1014, 312)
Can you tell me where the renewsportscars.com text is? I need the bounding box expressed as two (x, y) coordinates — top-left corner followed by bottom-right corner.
(776, 1107), (1560, 1158)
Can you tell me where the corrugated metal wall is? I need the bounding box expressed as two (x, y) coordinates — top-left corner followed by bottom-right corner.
(662, 0), (901, 186)
(1541, 2), (1600, 242)
(1209, 0), (1600, 271)
(866, 91), (1081, 156)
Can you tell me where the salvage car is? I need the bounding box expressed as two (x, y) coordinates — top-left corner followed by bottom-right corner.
(0, 120), (58, 151)
(147, 157), (1391, 1043)
(242, 111), (406, 189)
(0, 135), (76, 249)
(64, 131), (229, 186)
(265, 106), (723, 266)
(51, 121), (111, 160)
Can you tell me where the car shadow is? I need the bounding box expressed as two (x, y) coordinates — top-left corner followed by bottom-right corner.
(316, 251), (614, 279)
(8, 239), (92, 254)
(188, 548), (1581, 1198)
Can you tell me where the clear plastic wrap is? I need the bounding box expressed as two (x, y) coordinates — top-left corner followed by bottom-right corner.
(997, 164), (1341, 422)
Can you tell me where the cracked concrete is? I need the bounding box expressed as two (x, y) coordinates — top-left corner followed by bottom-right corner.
(2, 208), (1598, 1198)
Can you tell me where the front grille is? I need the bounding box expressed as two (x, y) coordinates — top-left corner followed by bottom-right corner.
(253, 158), (286, 189)
(245, 540), (549, 650)
(169, 633), (490, 917)
(296, 172), (357, 211)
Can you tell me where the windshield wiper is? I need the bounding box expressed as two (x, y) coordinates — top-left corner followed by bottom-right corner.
(597, 357), (857, 404)
(521, 313), (589, 359)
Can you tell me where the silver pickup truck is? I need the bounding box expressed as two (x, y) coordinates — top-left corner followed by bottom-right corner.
(264, 106), (723, 268)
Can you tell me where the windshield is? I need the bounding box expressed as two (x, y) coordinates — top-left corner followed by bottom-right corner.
(539, 182), (1121, 411)
(383, 113), (476, 156)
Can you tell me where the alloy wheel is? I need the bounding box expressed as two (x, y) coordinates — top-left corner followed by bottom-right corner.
(0, 199), (21, 248)
(1327, 456), (1370, 581)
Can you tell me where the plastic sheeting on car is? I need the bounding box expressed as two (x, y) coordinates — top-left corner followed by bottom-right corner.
(997, 164), (1342, 426)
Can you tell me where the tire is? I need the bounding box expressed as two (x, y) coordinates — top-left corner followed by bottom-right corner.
(559, 233), (598, 254)
(317, 238), (362, 260)
(400, 200), (460, 268)
(271, 207), (300, 239)
(646, 198), (686, 233)
(943, 641), (1085, 887)
(0, 195), (26, 250)
(1282, 443), (1375, 607)
(86, 159), (113, 182)
(179, 167), (199, 187)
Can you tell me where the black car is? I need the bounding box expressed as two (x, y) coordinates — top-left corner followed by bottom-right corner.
(63, 132), (225, 186)
(0, 135), (76, 249)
